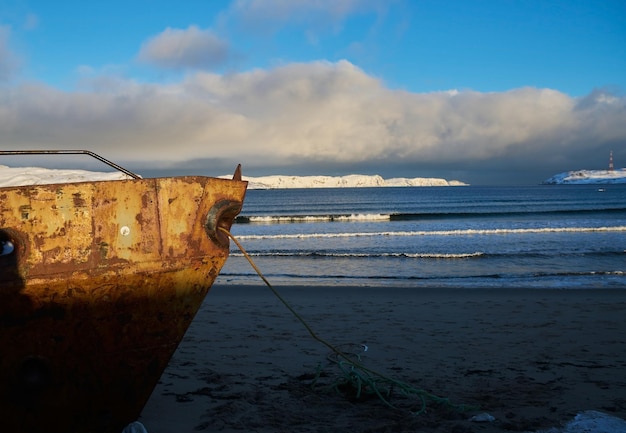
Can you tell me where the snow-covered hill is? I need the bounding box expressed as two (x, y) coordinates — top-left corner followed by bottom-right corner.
(230, 174), (468, 189)
(0, 165), (131, 187)
(542, 168), (626, 185)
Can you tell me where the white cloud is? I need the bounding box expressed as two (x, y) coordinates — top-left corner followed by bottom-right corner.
(0, 60), (624, 182)
(137, 26), (231, 70)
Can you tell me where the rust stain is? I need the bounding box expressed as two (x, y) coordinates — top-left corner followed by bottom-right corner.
(72, 191), (87, 207)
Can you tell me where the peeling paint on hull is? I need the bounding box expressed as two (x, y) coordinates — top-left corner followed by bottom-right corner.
(0, 173), (247, 432)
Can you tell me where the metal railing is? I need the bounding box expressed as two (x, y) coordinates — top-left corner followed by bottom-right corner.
(0, 150), (141, 179)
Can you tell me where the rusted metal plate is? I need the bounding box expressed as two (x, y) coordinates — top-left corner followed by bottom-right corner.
(0, 174), (247, 432)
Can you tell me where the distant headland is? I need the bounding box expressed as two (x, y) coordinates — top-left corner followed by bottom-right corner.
(230, 174), (468, 189)
(542, 151), (625, 184)
(542, 168), (626, 185)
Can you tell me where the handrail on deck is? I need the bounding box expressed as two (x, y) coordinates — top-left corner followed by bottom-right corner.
(0, 150), (141, 179)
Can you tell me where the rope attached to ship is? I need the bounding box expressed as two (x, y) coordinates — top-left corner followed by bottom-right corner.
(219, 227), (473, 415)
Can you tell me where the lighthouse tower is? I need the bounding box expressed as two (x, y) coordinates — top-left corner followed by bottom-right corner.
(608, 150), (614, 172)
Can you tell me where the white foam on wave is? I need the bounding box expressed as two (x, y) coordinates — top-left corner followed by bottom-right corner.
(236, 226), (626, 240)
(246, 213), (391, 223)
(404, 252), (484, 258)
(230, 251), (485, 259)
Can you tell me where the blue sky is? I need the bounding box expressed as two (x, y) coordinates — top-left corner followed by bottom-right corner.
(1, 0), (625, 184)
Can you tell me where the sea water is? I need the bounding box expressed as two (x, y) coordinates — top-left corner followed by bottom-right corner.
(216, 184), (626, 289)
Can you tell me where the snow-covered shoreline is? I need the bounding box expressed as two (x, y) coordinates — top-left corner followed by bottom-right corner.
(543, 168), (626, 184)
(223, 173), (468, 189)
(5, 164), (626, 188)
(0, 165), (468, 189)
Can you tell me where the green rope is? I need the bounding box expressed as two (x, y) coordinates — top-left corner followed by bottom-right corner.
(220, 228), (474, 415)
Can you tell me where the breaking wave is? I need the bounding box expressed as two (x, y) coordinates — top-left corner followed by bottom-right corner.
(230, 251), (486, 259)
(235, 225), (626, 240)
(235, 208), (626, 224)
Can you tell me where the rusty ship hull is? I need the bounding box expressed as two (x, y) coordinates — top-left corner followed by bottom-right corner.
(0, 171), (247, 432)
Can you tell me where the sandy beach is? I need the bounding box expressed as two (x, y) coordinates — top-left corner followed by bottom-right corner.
(139, 285), (626, 432)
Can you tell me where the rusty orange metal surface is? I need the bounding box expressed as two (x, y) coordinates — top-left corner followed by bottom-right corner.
(0, 168), (247, 432)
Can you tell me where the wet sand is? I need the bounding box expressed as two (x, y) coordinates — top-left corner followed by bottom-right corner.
(140, 285), (626, 432)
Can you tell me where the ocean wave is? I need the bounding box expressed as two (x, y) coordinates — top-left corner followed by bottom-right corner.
(229, 250), (626, 260)
(389, 207), (626, 221)
(219, 269), (626, 284)
(236, 207), (626, 224)
(236, 213), (390, 223)
(235, 225), (626, 240)
(230, 251), (485, 259)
